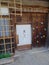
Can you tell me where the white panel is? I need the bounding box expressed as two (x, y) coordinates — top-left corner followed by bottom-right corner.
(16, 24), (32, 46)
(0, 8), (9, 15)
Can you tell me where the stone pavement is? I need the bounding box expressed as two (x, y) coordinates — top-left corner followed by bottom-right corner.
(0, 47), (49, 65)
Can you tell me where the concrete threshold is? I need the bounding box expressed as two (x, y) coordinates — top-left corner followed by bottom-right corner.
(14, 47), (49, 57)
(0, 57), (14, 65)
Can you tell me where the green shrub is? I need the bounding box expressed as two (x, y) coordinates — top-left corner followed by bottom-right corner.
(0, 53), (11, 59)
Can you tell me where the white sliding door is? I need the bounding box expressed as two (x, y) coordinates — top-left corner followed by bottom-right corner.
(16, 24), (32, 46)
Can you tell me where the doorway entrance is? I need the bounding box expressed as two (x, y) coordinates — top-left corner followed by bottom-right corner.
(16, 24), (32, 50)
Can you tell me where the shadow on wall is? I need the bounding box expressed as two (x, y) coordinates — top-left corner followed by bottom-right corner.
(45, 13), (49, 47)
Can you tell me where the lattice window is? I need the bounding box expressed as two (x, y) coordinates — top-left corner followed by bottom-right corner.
(0, 0), (22, 58)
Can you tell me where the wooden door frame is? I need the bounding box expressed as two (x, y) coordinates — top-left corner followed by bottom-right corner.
(15, 23), (33, 50)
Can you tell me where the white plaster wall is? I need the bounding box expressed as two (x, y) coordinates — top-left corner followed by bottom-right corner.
(0, 7), (9, 15)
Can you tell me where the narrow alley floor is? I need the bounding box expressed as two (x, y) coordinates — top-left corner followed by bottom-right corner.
(1, 47), (49, 65)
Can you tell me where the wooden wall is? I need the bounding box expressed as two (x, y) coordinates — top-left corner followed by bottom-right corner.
(32, 13), (48, 47)
(10, 12), (48, 47)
